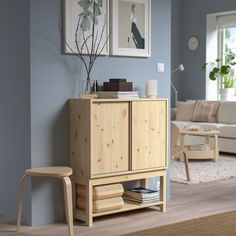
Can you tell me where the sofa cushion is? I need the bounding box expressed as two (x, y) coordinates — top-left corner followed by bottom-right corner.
(219, 125), (236, 139)
(176, 101), (196, 121)
(192, 100), (220, 123)
(217, 101), (236, 124)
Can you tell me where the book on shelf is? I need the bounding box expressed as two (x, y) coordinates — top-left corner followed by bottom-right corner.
(96, 91), (139, 98)
(123, 187), (160, 200)
(189, 144), (210, 151)
(123, 196), (160, 204)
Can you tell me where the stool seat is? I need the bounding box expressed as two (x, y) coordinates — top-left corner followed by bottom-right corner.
(26, 166), (73, 177)
(16, 166), (74, 236)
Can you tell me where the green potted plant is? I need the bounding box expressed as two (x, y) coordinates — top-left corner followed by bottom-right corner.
(203, 51), (236, 100)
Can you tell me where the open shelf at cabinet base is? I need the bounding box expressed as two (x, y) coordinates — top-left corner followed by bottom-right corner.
(93, 200), (164, 217)
(74, 200), (164, 220)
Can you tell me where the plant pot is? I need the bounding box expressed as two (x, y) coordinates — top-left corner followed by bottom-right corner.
(220, 88), (235, 101)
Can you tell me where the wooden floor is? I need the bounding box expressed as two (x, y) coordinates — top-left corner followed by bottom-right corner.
(1, 178), (236, 236)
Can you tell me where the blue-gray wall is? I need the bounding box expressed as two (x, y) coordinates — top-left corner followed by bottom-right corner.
(30, 0), (74, 225)
(173, 0), (236, 101)
(171, 0), (182, 107)
(0, 0), (31, 224)
(0, 0), (171, 225)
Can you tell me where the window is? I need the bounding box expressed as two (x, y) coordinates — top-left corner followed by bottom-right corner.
(206, 12), (236, 101)
(220, 28), (236, 56)
(218, 27), (236, 95)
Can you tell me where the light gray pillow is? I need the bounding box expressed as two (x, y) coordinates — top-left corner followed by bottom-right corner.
(176, 101), (196, 121)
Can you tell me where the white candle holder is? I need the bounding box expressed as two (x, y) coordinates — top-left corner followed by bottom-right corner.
(145, 80), (158, 98)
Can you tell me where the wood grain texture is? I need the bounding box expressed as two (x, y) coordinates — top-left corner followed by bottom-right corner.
(62, 177), (74, 236)
(25, 167), (72, 177)
(180, 129), (220, 136)
(16, 168), (74, 236)
(91, 102), (129, 175)
(69, 99), (91, 180)
(93, 197), (124, 214)
(171, 123), (190, 181)
(69, 98), (168, 226)
(179, 128), (220, 161)
(91, 170), (166, 186)
(132, 100), (167, 170)
(93, 184), (124, 200)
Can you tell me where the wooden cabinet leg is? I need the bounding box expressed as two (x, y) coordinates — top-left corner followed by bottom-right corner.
(85, 181), (93, 227)
(63, 177), (74, 236)
(16, 175), (29, 232)
(159, 175), (166, 212)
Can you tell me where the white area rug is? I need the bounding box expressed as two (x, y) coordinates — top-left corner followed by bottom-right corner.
(171, 154), (236, 184)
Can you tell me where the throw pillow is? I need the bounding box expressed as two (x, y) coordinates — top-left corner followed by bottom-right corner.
(192, 101), (220, 123)
(176, 101), (196, 121)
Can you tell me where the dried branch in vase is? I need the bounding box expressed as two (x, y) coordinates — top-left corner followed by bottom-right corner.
(60, 0), (110, 94)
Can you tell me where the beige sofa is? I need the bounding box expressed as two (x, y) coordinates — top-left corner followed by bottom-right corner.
(172, 101), (236, 154)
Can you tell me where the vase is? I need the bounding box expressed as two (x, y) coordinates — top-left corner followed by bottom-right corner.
(220, 88), (235, 101)
(80, 79), (98, 99)
(83, 79), (93, 94)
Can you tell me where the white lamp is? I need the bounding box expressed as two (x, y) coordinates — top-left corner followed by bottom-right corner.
(171, 64), (184, 107)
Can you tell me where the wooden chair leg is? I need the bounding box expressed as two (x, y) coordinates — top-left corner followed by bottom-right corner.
(16, 175), (29, 232)
(63, 177), (74, 236)
(183, 152), (191, 181)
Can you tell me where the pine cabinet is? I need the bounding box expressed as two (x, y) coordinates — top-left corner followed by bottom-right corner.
(132, 101), (167, 170)
(69, 98), (168, 226)
(91, 102), (129, 175)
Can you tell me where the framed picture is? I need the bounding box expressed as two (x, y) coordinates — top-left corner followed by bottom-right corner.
(110, 0), (151, 57)
(63, 0), (109, 55)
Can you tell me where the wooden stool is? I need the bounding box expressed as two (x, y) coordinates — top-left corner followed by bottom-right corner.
(16, 166), (74, 236)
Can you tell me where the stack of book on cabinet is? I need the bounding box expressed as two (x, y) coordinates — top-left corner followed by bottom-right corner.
(123, 187), (160, 204)
(96, 91), (139, 98)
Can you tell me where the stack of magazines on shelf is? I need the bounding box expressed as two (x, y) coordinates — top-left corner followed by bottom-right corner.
(123, 187), (160, 204)
(189, 143), (210, 151)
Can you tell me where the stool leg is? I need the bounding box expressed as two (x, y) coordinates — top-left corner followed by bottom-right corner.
(63, 177), (74, 236)
(16, 175), (29, 232)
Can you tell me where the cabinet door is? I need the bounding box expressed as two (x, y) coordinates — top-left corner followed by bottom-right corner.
(132, 100), (167, 170)
(91, 102), (129, 176)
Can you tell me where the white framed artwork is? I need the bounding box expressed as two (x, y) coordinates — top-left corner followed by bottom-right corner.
(63, 0), (109, 55)
(110, 0), (151, 57)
